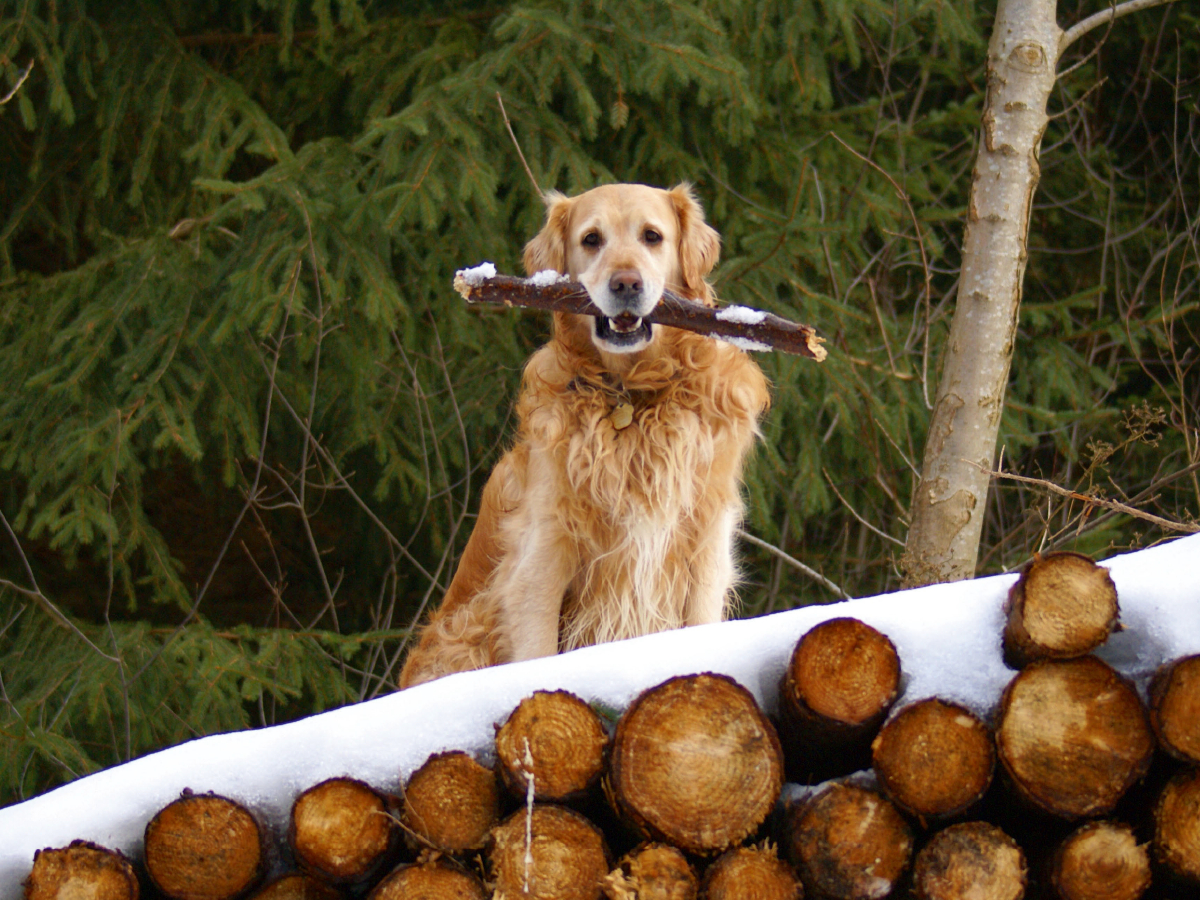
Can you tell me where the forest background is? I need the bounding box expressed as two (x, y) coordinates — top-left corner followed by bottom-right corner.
(0, 0), (1196, 807)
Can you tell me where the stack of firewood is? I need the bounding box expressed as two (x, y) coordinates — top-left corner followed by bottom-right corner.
(21, 552), (1200, 900)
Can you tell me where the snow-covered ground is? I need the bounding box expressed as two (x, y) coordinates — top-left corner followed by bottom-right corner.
(2, 534), (1198, 895)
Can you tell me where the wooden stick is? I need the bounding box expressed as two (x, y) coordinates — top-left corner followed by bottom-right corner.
(453, 269), (828, 360)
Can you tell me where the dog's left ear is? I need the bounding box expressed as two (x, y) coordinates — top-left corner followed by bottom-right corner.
(523, 190), (572, 276)
(669, 183), (721, 301)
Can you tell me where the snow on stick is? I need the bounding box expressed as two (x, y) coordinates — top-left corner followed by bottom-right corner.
(452, 267), (829, 361)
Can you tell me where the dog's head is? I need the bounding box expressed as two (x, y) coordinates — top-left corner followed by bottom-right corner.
(523, 183), (720, 357)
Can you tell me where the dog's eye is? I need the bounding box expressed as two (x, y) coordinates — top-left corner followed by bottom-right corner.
(644, 229), (662, 245)
(582, 232), (601, 248)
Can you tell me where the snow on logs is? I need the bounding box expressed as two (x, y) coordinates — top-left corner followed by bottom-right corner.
(20, 551), (1200, 900)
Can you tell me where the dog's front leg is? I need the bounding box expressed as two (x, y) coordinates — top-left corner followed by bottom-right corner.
(494, 520), (577, 662)
(684, 507), (739, 626)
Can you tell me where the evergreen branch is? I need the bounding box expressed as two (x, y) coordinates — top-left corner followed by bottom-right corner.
(0, 59), (34, 106)
(736, 529), (849, 600)
(1060, 0), (1180, 54)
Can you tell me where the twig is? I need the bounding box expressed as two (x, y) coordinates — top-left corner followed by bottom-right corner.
(0, 60), (34, 107)
(736, 529), (850, 600)
(1060, 0), (1179, 54)
(454, 271), (829, 359)
(983, 464), (1199, 534)
(822, 468), (907, 548)
(496, 92), (541, 197)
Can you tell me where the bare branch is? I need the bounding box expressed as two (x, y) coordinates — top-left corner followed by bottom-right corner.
(0, 60), (34, 107)
(736, 529), (850, 600)
(1060, 0), (1179, 54)
(496, 93), (542, 198)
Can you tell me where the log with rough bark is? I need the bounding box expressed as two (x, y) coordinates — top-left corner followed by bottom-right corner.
(911, 822), (1026, 900)
(784, 782), (913, 900)
(452, 269), (828, 360)
(995, 656), (1154, 819)
(777, 618), (901, 783)
(143, 792), (264, 900)
(871, 698), (995, 821)
(289, 778), (395, 885)
(488, 804), (611, 900)
(698, 844), (801, 900)
(248, 874), (343, 900)
(1002, 552), (1119, 669)
(496, 690), (610, 803)
(610, 673), (783, 854)
(1050, 820), (1150, 900)
(367, 857), (488, 900)
(1154, 767), (1200, 885)
(401, 750), (500, 854)
(602, 843), (698, 900)
(23, 841), (139, 900)
(1149, 653), (1200, 765)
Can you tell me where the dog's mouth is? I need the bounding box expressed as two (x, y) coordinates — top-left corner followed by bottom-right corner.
(593, 313), (653, 351)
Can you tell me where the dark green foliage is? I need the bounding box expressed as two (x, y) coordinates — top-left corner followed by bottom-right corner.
(1, 0), (1196, 804)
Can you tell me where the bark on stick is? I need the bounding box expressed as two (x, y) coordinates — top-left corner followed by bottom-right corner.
(401, 751), (500, 854)
(496, 690), (610, 803)
(24, 841), (139, 900)
(1148, 653), (1200, 765)
(699, 844), (801, 900)
(1002, 552), (1119, 668)
(995, 656), (1154, 819)
(602, 843), (698, 900)
(144, 793), (264, 900)
(248, 875), (343, 900)
(453, 271), (828, 360)
(911, 822), (1026, 900)
(367, 858), (488, 900)
(785, 783), (913, 900)
(288, 778), (394, 885)
(488, 804), (611, 900)
(871, 698), (995, 820)
(610, 673), (783, 854)
(778, 618), (901, 783)
(1051, 821), (1150, 900)
(1154, 768), (1200, 884)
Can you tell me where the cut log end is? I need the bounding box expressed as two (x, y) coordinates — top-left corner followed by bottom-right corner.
(996, 656), (1153, 819)
(144, 793), (264, 900)
(1003, 551), (1119, 667)
(699, 844), (801, 900)
(602, 843), (697, 900)
(289, 778), (393, 884)
(496, 690), (610, 802)
(1052, 821), (1150, 900)
(248, 874), (344, 900)
(1150, 654), (1200, 765)
(611, 673), (783, 854)
(786, 783), (912, 900)
(1155, 768), (1200, 884)
(871, 698), (995, 819)
(488, 804), (610, 900)
(402, 751), (500, 853)
(368, 858), (488, 900)
(24, 841), (139, 900)
(912, 822), (1026, 900)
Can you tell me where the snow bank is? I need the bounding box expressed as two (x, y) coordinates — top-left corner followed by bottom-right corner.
(2, 534), (1198, 894)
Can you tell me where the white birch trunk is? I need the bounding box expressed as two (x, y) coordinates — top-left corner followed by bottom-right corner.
(901, 0), (1062, 586)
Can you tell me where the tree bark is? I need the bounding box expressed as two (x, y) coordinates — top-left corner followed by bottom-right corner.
(901, 0), (1062, 586)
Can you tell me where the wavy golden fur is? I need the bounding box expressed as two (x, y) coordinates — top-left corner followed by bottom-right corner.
(399, 183), (769, 688)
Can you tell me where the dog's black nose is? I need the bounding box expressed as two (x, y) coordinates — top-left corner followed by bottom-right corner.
(609, 270), (643, 296)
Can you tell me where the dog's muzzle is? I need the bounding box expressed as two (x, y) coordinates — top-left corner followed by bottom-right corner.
(591, 269), (657, 352)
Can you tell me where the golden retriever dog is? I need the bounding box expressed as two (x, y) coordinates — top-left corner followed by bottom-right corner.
(399, 183), (769, 688)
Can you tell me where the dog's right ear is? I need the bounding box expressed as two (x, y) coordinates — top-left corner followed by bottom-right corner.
(523, 190), (572, 275)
